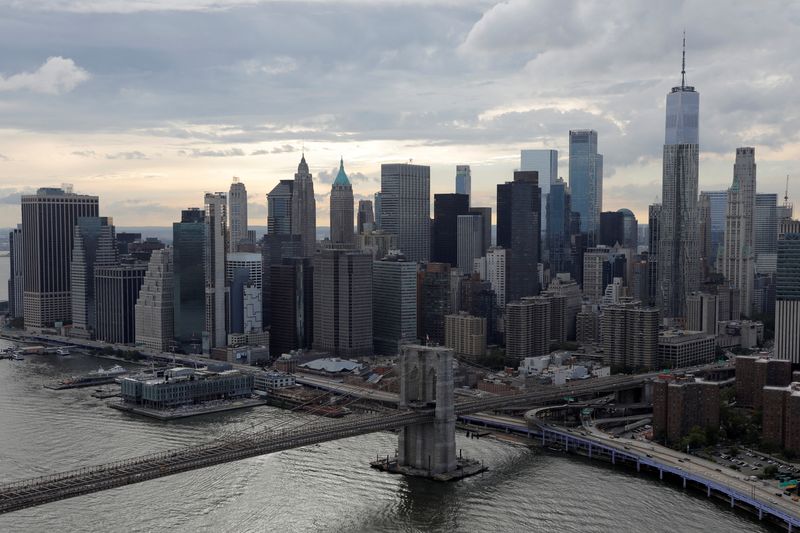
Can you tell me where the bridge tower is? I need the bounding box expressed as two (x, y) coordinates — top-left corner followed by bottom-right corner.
(397, 344), (457, 474)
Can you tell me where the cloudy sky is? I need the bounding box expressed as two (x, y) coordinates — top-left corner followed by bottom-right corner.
(0, 0), (798, 228)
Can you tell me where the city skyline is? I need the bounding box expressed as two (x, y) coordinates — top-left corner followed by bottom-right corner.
(1, 2), (799, 227)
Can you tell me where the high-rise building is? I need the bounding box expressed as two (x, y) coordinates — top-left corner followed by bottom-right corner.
(94, 262), (147, 344)
(330, 158), (354, 245)
(373, 253), (418, 355)
(380, 163), (430, 262)
(755, 193), (779, 274)
(373, 192), (383, 229)
(135, 248), (174, 351)
(653, 376), (720, 444)
(568, 131), (602, 244)
(485, 247), (508, 309)
(432, 193), (469, 266)
(418, 262), (451, 344)
(267, 180), (293, 235)
(543, 273), (582, 340)
(21, 187), (99, 330)
(618, 209), (638, 250)
(291, 154), (317, 257)
(686, 291), (717, 335)
(505, 296), (551, 360)
(658, 41), (700, 319)
(601, 299), (659, 370)
(469, 206), (492, 254)
(647, 203), (661, 306)
(455, 165), (471, 202)
(457, 214), (483, 274)
(582, 246), (611, 303)
(269, 257), (313, 357)
(445, 312), (486, 360)
(521, 149), (557, 235)
(702, 190), (728, 270)
(204, 192), (229, 352)
(775, 230), (800, 362)
(228, 178), (248, 252)
(722, 147), (757, 317)
(698, 193), (713, 279)
(497, 171), (541, 301)
(599, 211), (625, 247)
(70, 217), (118, 339)
(173, 208), (205, 350)
(312, 247), (373, 357)
(356, 229), (398, 261)
(547, 178), (572, 276)
(357, 200), (375, 234)
(226, 252), (263, 337)
(7, 226), (23, 319)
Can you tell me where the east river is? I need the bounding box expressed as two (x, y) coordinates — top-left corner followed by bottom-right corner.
(0, 340), (769, 532)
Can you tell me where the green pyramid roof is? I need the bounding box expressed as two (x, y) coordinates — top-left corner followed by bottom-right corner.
(333, 158), (351, 186)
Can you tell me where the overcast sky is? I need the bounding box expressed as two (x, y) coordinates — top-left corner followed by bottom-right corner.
(0, 0), (798, 228)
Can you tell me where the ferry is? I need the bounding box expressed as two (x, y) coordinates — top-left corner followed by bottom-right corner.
(89, 365), (127, 377)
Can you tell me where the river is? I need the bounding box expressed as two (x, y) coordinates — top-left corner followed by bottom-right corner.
(0, 339), (768, 532)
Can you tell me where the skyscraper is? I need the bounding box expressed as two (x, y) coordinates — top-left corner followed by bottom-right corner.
(658, 39), (700, 319)
(547, 178), (572, 276)
(94, 262), (147, 344)
(373, 192), (383, 229)
(357, 199), (375, 234)
(291, 154), (317, 257)
(775, 228), (800, 362)
(226, 252), (263, 337)
(269, 257), (313, 357)
(380, 163), (430, 262)
(521, 149), (558, 235)
(135, 248), (174, 351)
(21, 187), (99, 330)
(485, 247), (508, 309)
(455, 165), (471, 202)
(505, 296), (550, 360)
(497, 171), (541, 302)
(312, 247), (373, 357)
(618, 209), (639, 249)
(722, 147), (757, 317)
(228, 178), (248, 252)
(698, 192), (713, 279)
(457, 214), (483, 274)
(7, 226), (23, 319)
(701, 190), (727, 270)
(599, 211), (625, 247)
(70, 217), (118, 339)
(329, 158), (354, 245)
(418, 262), (451, 344)
(432, 193), (469, 267)
(267, 180), (293, 235)
(568, 131), (603, 244)
(647, 203), (661, 306)
(755, 193), (779, 273)
(601, 299), (660, 370)
(373, 252), (418, 355)
(173, 208), (205, 350)
(204, 192), (229, 352)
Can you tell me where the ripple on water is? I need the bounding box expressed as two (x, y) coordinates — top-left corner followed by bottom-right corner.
(0, 349), (773, 533)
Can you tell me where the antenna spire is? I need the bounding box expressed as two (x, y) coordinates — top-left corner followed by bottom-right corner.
(785, 175), (791, 206)
(681, 30), (686, 89)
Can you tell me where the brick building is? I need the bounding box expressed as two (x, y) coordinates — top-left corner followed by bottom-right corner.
(653, 376), (721, 445)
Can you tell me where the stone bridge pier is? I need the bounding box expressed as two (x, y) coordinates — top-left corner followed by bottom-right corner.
(371, 344), (486, 480)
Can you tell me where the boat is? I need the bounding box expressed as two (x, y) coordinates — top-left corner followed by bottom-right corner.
(88, 365), (127, 377)
(11, 352), (25, 361)
(56, 348), (70, 356)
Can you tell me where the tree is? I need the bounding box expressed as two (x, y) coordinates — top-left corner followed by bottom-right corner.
(680, 425), (708, 451)
(762, 465), (779, 479)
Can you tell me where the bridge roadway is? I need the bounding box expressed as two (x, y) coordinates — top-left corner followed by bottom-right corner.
(0, 372), (687, 514)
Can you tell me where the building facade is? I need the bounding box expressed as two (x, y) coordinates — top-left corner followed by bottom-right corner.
(204, 193), (229, 352)
(312, 248), (373, 357)
(95, 262), (147, 344)
(445, 312), (486, 360)
(373, 253), (418, 355)
(521, 149), (558, 235)
(775, 230), (800, 362)
(135, 248), (174, 351)
(497, 171), (541, 301)
(432, 193), (469, 267)
(380, 163), (430, 262)
(228, 178), (248, 252)
(21, 187), (99, 329)
(7, 226), (23, 319)
(173, 208), (205, 350)
(291, 154), (317, 257)
(455, 165), (471, 201)
(568, 131), (602, 244)
(357, 199), (375, 234)
(267, 180), (293, 235)
(70, 217), (118, 339)
(330, 158), (354, 245)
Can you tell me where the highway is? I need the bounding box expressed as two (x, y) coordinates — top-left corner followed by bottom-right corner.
(577, 420), (800, 521)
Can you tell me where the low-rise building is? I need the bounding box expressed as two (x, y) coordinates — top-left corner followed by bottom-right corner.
(657, 330), (716, 369)
(119, 368), (253, 409)
(254, 371), (296, 392)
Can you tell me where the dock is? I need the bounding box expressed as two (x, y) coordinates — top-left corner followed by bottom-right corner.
(108, 397), (267, 420)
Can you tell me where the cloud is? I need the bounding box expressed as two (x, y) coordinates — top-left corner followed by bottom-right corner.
(0, 153), (8, 161)
(71, 149), (96, 157)
(0, 187), (37, 204)
(271, 144), (297, 153)
(180, 147), (245, 157)
(0, 56), (90, 95)
(106, 150), (148, 160)
(239, 56), (298, 76)
(250, 149), (270, 155)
